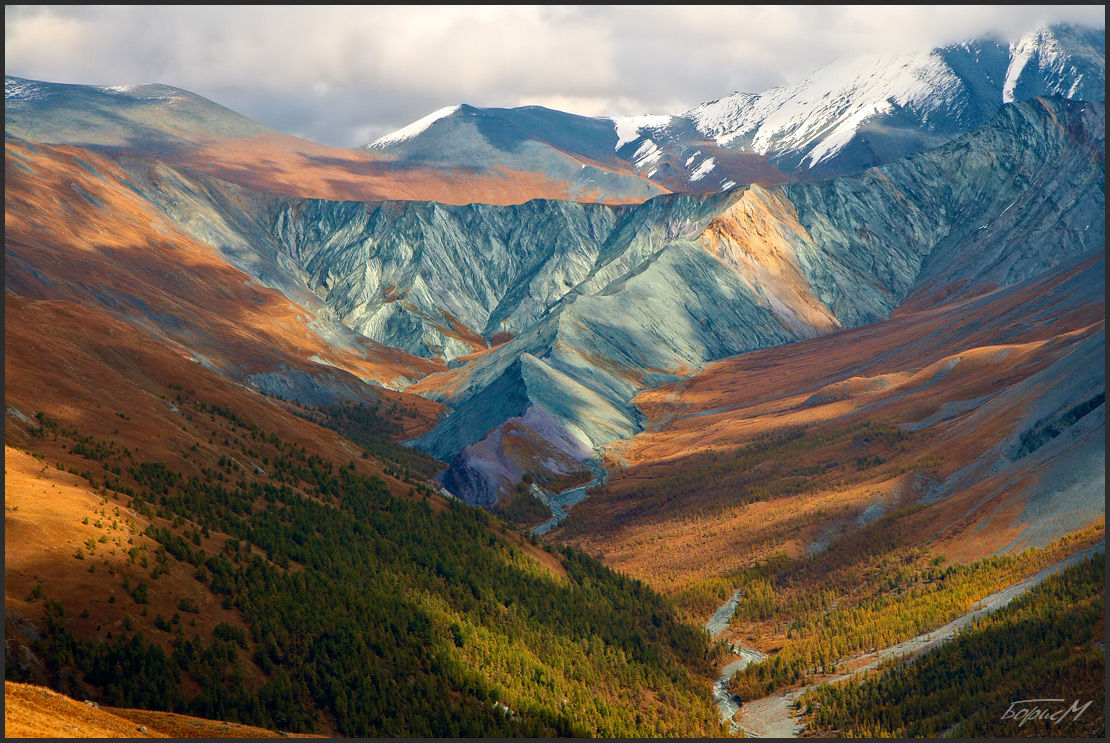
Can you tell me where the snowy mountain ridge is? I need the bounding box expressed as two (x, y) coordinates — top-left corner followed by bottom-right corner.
(368, 23), (1104, 186)
(681, 24), (1103, 171)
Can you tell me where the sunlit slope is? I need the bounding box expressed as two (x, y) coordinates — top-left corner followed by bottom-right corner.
(5, 137), (445, 407)
(554, 253), (1103, 601)
(59, 98), (1104, 509)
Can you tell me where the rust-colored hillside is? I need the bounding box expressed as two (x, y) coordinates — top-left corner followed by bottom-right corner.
(554, 255), (1105, 610)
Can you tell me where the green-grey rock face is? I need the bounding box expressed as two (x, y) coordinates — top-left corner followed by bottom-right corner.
(104, 98), (1104, 507)
(268, 199), (622, 359)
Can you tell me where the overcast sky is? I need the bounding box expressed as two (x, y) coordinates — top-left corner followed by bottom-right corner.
(5, 5), (1104, 147)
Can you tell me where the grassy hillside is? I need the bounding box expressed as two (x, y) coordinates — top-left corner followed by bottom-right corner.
(5, 391), (722, 737)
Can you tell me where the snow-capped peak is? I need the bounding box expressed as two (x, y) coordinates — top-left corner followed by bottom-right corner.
(369, 105), (461, 148)
(684, 45), (964, 164)
(676, 23), (1102, 173)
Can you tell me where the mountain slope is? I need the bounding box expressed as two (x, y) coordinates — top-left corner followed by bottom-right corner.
(365, 103), (785, 196)
(4, 76), (645, 206)
(4, 290), (724, 737)
(4, 136), (445, 405)
(555, 253), (1104, 593)
(408, 97), (1103, 506)
(365, 103), (670, 201)
(4, 680), (322, 738)
(684, 23), (1104, 176)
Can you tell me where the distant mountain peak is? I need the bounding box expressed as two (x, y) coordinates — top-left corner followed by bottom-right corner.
(368, 104), (461, 148)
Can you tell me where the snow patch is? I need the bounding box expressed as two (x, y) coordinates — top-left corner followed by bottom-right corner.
(5, 78), (49, 102)
(100, 84), (141, 95)
(609, 114), (672, 150)
(688, 156), (717, 181)
(630, 139), (664, 169)
(370, 105), (461, 148)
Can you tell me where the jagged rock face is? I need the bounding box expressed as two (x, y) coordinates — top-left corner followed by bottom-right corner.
(102, 98), (1104, 507)
(268, 199), (622, 360)
(368, 24), (1103, 191)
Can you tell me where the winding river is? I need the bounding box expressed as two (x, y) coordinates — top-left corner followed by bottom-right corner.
(705, 588), (769, 734)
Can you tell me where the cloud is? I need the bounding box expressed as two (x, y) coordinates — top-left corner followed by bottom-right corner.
(4, 5), (1104, 147)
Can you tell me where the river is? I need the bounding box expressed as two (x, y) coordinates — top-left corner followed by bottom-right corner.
(704, 588), (770, 734)
(529, 458), (607, 535)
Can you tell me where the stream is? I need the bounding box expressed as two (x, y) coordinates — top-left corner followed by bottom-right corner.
(705, 588), (769, 734)
(529, 458), (608, 535)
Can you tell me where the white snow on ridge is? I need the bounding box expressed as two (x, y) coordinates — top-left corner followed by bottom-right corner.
(609, 114), (673, 150)
(1003, 35), (1037, 103)
(370, 105), (461, 148)
(100, 84), (142, 95)
(684, 92), (760, 145)
(631, 139), (664, 169)
(803, 100), (893, 167)
(1004, 25), (1078, 102)
(95, 83), (184, 106)
(682, 23), (1097, 170)
(686, 47), (964, 166)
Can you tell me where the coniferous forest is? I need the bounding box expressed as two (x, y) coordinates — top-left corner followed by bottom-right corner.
(798, 556), (1105, 737)
(9, 395), (722, 737)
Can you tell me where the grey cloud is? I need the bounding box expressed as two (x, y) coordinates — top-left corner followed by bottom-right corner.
(5, 5), (1105, 147)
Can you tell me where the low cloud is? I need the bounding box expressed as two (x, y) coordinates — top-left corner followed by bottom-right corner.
(5, 5), (1104, 147)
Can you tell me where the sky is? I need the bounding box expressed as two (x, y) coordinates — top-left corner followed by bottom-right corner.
(5, 5), (1105, 147)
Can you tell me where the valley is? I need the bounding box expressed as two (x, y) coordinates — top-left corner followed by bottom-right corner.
(5, 17), (1105, 739)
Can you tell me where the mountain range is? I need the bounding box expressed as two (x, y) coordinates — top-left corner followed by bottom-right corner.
(366, 23), (1104, 188)
(4, 20), (1105, 738)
